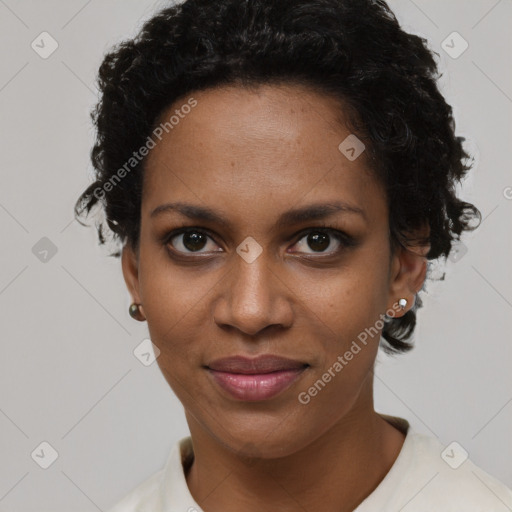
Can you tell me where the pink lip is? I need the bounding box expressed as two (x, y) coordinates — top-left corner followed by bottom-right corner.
(207, 368), (307, 401)
(207, 354), (308, 374)
(205, 354), (309, 401)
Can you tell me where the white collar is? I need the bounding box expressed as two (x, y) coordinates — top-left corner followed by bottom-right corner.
(157, 414), (411, 511)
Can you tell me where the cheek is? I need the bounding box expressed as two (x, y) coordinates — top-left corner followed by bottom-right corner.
(299, 261), (388, 336)
(137, 261), (215, 385)
(296, 261), (388, 393)
(296, 303), (381, 423)
(138, 246), (214, 331)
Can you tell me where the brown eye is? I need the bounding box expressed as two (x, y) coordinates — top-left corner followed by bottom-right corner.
(305, 232), (330, 252)
(291, 228), (354, 255)
(167, 229), (220, 254)
(182, 231), (207, 251)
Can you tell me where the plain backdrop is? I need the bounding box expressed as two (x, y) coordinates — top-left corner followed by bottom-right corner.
(0, 0), (511, 510)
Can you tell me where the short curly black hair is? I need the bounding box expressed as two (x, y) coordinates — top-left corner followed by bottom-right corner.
(74, 0), (481, 354)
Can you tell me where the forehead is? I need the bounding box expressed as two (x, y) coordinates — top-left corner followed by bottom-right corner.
(142, 83), (386, 226)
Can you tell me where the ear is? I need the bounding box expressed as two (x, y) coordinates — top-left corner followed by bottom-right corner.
(121, 243), (143, 311)
(387, 224), (430, 316)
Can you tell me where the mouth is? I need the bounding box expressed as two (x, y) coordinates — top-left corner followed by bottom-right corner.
(205, 355), (310, 401)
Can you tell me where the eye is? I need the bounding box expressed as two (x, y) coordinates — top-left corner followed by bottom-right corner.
(291, 228), (354, 255)
(166, 228), (221, 254)
(163, 226), (357, 258)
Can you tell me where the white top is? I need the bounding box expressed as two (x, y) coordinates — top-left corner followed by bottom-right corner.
(107, 415), (512, 512)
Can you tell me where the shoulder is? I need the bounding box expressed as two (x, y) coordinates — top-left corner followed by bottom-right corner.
(105, 436), (195, 512)
(106, 469), (164, 512)
(400, 431), (512, 510)
(357, 417), (512, 512)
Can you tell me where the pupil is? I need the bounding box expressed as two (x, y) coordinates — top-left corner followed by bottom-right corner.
(308, 232), (329, 252)
(183, 232), (206, 251)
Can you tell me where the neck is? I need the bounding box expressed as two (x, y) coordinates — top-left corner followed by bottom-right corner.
(184, 378), (406, 512)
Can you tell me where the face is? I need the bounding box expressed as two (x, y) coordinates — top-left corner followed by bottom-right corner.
(122, 83), (426, 459)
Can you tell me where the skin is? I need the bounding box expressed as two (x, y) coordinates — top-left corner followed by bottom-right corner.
(122, 83), (430, 512)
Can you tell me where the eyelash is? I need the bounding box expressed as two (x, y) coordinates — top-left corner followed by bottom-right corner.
(162, 225), (358, 258)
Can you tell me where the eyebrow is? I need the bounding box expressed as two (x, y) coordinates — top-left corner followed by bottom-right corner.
(150, 200), (367, 227)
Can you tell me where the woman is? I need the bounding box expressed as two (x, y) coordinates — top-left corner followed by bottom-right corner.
(75, 0), (512, 510)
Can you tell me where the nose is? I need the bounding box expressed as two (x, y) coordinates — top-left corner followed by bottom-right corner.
(213, 250), (294, 337)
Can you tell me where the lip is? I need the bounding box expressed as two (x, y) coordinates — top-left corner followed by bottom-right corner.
(205, 355), (309, 401)
(207, 355), (308, 374)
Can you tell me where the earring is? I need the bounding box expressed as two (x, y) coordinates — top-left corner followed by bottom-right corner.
(129, 303), (145, 321)
(385, 297), (411, 323)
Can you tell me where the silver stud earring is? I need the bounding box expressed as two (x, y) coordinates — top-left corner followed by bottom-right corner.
(398, 298), (408, 309)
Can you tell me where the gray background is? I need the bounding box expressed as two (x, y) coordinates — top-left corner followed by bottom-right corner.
(0, 0), (511, 510)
